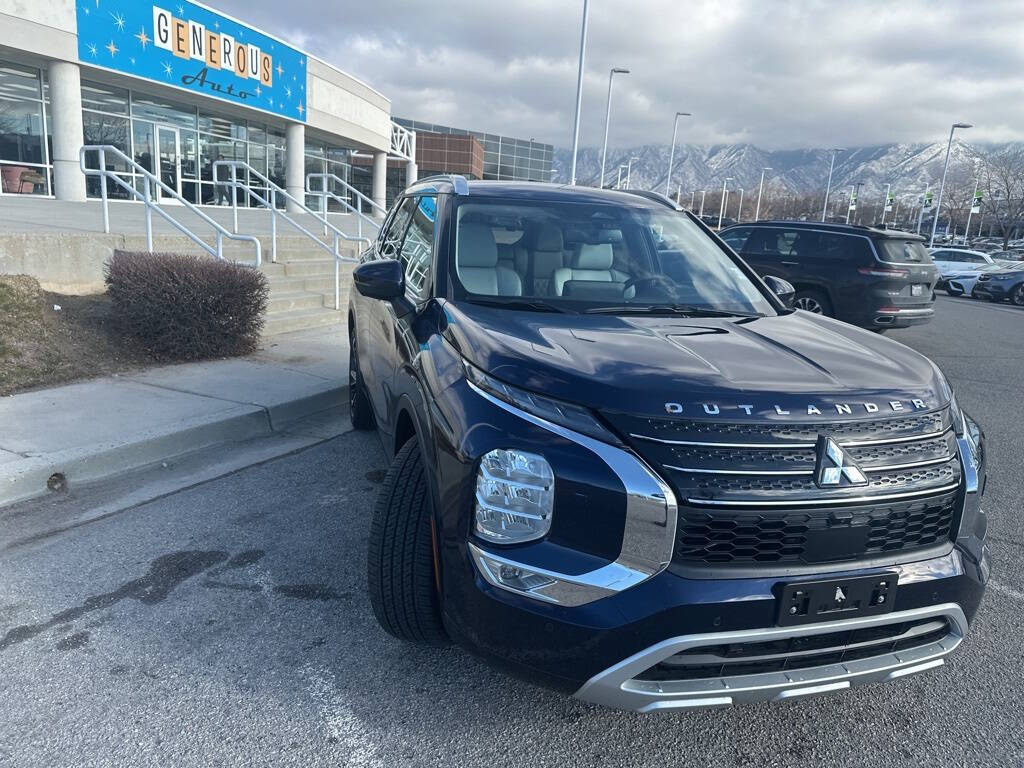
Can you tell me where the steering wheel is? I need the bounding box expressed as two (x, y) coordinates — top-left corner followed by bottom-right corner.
(622, 275), (676, 295)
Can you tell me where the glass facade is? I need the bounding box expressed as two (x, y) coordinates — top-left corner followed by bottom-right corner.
(394, 117), (553, 182)
(77, 78), (311, 206)
(0, 61), (51, 195)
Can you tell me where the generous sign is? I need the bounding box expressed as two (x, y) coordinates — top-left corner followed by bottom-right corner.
(971, 189), (983, 214)
(923, 190), (933, 210)
(884, 192), (894, 212)
(76, 1), (307, 122)
(848, 191), (857, 211)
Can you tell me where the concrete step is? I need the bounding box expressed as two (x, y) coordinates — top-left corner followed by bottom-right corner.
(263, 307), (346, 336)
(284, 259), (343, 277)
(267, 291), (327, 314)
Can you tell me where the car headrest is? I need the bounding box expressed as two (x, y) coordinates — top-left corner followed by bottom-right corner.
(458, 223), (498, 268)
(533, 223), (564, 253)
(573, 242), (614, 270)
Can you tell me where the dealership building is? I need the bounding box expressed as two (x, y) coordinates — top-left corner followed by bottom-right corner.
(0, 0), (415, 210)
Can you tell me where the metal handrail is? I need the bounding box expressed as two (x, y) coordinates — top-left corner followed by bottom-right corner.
(213, 160), (370, 310)
(305, 172), (385, 241)
(78, 145), (261, 266)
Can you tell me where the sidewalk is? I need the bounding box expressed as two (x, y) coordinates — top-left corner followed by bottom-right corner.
(0, 325), (350, 508)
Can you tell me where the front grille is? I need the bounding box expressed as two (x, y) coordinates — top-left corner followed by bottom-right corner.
(676, 489), (959, 564)
(635, 616), (950, 682)
(602, 407), (962, 568)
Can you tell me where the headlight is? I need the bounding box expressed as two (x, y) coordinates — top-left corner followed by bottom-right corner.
(475, 448), (554, 544)
(464, 360), (619, 444)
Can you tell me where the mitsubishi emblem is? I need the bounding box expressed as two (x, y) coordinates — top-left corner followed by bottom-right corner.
(814, 435), (868, 488)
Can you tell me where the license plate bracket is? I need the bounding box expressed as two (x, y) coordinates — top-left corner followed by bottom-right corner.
(776, 573), (898, 627)
(911, 284), (925, 296)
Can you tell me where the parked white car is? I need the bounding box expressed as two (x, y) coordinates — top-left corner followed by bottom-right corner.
(930, 248), (1016, 273)
(946, 263), (1004, 297)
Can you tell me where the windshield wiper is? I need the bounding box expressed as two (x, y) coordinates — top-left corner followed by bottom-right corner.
(583, 304), (762, 318)
(465, 297), (574, 314)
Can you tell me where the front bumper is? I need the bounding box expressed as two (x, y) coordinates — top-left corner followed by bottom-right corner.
(972, 283), (1012, 301)
(436, 376), (988, 709)
(575, 603), (966, 712)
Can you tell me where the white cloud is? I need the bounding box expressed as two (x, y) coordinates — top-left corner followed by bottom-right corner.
(211, 0), (1024, 149)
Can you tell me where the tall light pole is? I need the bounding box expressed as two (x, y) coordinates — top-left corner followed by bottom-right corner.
(698, 190), (706, 217)
(930, 122), (972, 247)
(616, 164), (627, 189)
(735, 188), (745, 223)
(568, 0), (589, 186)
(880, 183), (892, 227)
(664, 111), (692, 196)
(718, 178), (732, 229)
(755, 167), (772, 221)
(821, 147), (845, 221)
(690, 190), (695, 210)
(963, 176), (980, 245)
(916, 186), (929, 234)
(845, 182), (863, 225)
(625, 155), (639, 189)
(599, 67), (629, 189)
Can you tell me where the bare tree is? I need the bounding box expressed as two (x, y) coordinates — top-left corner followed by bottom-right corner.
(975, 145), (1024, 249)
(938, 160), (978, 240)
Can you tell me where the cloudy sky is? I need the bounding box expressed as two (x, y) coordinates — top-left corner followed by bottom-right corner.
(212, 0), (1024, 150)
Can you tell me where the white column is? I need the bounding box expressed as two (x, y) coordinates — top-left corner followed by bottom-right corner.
(372, 151), (387, 215)
(48, 61), (86, 201)
(405, 160), (418, 187)
(285, 122), (305, 213)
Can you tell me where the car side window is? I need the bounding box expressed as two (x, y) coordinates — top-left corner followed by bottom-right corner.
(379, 197), (416, 260)
(720, 227), (752, 252)
(747, 229), (812, 259)
(398, 196), (436, 298)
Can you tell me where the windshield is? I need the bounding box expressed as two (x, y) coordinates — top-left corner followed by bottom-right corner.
(450, 199), (775, 316)
(879, 239), (933, 264)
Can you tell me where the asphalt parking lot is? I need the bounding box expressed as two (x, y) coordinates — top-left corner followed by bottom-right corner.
(1, 296), (1022, 768)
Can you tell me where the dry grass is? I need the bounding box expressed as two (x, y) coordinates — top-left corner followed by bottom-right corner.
(0, 274), (151, 396)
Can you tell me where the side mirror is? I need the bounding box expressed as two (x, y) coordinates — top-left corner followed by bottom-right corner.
(763, 275), (796, 307)
(354, 259), (404, 301)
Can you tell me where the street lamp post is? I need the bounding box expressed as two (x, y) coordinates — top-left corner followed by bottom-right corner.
(616, 164), (627, 189)
(755, 167), (772, 221)
(599, 67), (630, 189)
(736, 188), (744, 223)
(568, 0), (589, 186)
(698, 190), (706, 217)
(718, 178), (732, 229)
(963, 176), (980, 245)
(930, 122), (972, 247)
(880, 183), (891, 227)
(690, 190), (695, 210)
(625, 156), (639, 189)
(821, 148), (845, 222)
(916, 186), (929, 234)
(845, 182), (863, 225)
(664, 111), (692, 197)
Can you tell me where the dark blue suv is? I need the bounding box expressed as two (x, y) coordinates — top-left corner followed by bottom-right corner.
(349, 178), (988, 712)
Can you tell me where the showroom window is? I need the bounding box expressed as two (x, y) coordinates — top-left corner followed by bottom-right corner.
(0, 60), (50, 196)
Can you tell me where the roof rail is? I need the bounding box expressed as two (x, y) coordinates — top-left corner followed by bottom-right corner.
(409, 174), (469, 196)
(621, 189), (682, 211)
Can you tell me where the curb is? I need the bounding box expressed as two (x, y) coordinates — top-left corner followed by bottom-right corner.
(1, 384), (348, 509)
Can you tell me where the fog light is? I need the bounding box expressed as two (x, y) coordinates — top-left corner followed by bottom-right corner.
(474, 449), (554, 544)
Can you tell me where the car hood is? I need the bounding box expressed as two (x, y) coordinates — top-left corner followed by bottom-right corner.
(440, 302), (949, 421)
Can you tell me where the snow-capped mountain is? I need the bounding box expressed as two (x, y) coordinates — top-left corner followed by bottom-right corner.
(553, 140), (994, 200)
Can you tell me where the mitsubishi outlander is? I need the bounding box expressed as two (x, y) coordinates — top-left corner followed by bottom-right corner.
(349, 178), (988, 712)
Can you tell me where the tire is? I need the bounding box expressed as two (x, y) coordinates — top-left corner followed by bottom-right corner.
(1012, 285), (1024, 307)
(367, 439), (448, 646)
(348, 328), (375, 431)
(793, 289), (832, 317)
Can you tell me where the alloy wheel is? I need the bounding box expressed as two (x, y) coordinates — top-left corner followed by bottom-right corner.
(794, 297), (824, 314)
(1012, 285), (1024, 306)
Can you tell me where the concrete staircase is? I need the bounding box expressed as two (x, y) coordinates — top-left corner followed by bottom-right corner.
(251, 236), (361, 336)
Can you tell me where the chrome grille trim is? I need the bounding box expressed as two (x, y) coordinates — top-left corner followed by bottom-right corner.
(685, 482), (961, 507)
(664, 454), (954, 477)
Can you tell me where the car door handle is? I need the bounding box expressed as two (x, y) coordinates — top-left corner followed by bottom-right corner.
(780, 261), (800, 267)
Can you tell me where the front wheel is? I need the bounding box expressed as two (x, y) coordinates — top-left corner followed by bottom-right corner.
(1011, 285), (1024, 306)
(367, 439), (448, 646)
(348, 329), (375, 431)
(793, 289), (832, 317)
